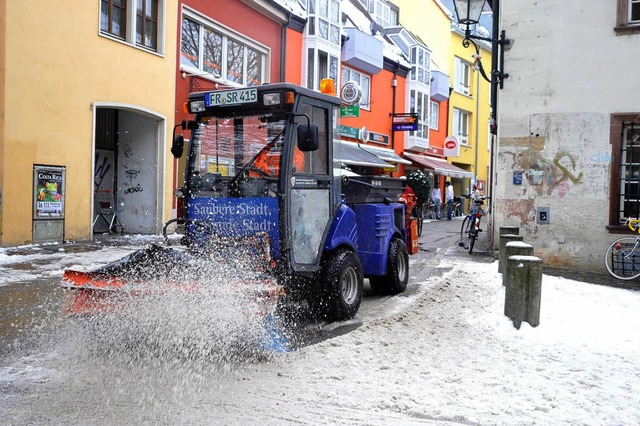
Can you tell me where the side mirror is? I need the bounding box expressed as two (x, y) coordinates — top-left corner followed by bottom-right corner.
(184, 120), (198, 131)
(297, 124), (319, 152)
(171, 134), (185, 158)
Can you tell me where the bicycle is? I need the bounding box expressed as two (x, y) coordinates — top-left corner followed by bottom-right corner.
(412, 203), (424, 237)
(458, 196), (489, 254)
(604, 218), (640, 280)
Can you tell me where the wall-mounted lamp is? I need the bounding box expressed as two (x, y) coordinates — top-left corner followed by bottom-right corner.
(452, 0), (510, 89)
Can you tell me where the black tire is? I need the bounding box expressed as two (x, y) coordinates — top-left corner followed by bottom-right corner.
(465, 217), (476, 251)
(369, 238), (409, 295)
(313, 249), (364, 321)
(468, 228), (477, 254)
(459, 216), (472, 247)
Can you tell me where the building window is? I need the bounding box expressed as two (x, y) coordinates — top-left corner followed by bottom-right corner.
(611, 118), (640, 224)
(616, 0), (640, 34)
(430, 101), (439, 131)
(308, 0), (340, 45)
(342, 66), (370, 110)
(410, 46), (430, 85)
(101, 0), (127, 39)
(368, 0), (395, 28)
(454, 57), (471, 96)
(136, 0), (158, 50)
(409, 89), (429, 139)
(100, 0), (163, 53)
(180, 12), (268, 87)
(453, 108), (470, 145)
(386, 27), (413, 55)
(307, 49), (338, 91)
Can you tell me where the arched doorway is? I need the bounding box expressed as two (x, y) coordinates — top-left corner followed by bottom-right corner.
(93, 105), (165, 235)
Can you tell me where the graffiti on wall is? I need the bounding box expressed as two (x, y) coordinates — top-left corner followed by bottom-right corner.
(502, 198), (536, 225)
(119, 138), (146, 197)
(516, 150), (586, 197)
(94, 150), (114, 192)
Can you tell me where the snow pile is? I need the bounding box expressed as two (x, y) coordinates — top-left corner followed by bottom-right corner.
(2, 258), (639, 425)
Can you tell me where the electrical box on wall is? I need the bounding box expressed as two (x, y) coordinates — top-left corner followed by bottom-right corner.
(537, 207), (550, 224)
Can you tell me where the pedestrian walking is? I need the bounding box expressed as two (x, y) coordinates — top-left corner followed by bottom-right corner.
(445, 181), (454, 220)
(430, 186), (442, 220)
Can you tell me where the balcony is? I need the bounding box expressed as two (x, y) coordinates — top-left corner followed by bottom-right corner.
(342, 28), (383, 75)
(430, 70), (450, 103)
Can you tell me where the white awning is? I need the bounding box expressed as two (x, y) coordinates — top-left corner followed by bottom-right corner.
(334, 140), (395, 169)
(403, 153), (474, 179)
(359, 144), (413, 165)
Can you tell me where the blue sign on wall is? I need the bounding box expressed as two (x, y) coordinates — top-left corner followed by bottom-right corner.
(513, 171), (523, 185)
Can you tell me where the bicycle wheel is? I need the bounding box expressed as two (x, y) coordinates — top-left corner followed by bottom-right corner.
(459, 216), (471, 247)
(417, 208), (424, 237)
(465, 218), (476, 251)
(604, 237), (640, 280)
(458, 216), (473, 248)
(468, 228), (477, 254)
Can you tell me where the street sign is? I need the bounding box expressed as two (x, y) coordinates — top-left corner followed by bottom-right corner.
(391, 113), (418, 131)
(340, 105), (360, 118)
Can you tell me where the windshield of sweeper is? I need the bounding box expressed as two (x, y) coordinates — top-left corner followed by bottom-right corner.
(187, 115), (287, 187)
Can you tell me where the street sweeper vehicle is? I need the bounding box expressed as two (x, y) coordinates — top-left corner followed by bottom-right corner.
(61, 81), (418, 322)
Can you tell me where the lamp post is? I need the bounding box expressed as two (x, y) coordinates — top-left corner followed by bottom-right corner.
(452, 0), (510, 245)
(452, 0), (510, 92)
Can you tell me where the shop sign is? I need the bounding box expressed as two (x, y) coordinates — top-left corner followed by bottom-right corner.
(391, 113), (418, 131)
(340, 125), (360, 139)
(368, 131), (389, 145)
(443, 135), (460, 157)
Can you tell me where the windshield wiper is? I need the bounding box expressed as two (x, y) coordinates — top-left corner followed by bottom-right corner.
(228, 129), (285, 188)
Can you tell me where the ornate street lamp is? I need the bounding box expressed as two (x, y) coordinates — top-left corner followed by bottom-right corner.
(452, 0), (510, 89)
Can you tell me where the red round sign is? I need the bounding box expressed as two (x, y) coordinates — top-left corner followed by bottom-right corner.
(445, 140), (457, 149)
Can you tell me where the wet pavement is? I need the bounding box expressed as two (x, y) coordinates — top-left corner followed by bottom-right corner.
(1, 217), (637, 354)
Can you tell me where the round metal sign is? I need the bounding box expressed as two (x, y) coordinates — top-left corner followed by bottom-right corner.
(340, 81), (362, 106)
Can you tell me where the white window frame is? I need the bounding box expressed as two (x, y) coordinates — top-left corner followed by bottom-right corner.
(454, 57), (471, 96)
(341, 66), (371, 110)
(307, 0), (341, 46)
(408, 89), (429, 140)
(99, 0), (166, 55)
(453, 108), (470, 146)
(180, 9), (269, 88)
(430, 100), (439, 131)
(306, 48), (339, 91)
(410, 45), (431, 85)
(369, 0), (392, 28)
(386, 27), (413, 55)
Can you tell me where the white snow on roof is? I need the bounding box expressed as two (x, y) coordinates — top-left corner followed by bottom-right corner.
(272, 0), (306, 18)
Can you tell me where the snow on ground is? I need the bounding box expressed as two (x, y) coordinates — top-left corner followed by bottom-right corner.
(1, 250), (640, 425)
(0, 235), (160, 285)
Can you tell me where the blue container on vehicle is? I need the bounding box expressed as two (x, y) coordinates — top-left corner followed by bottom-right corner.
(352, 203), (404, 276)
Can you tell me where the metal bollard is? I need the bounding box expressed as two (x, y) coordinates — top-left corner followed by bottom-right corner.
(499, 225), (520, 236)
(499, 234), (524, 274)
(504, 255), (543, 329)
(502, 242), (534, 286)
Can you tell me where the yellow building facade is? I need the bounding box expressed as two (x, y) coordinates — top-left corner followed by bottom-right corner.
(0, 0), (178, 246)
(449, 30), (492, 198)
(394, 0), (492, 201)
